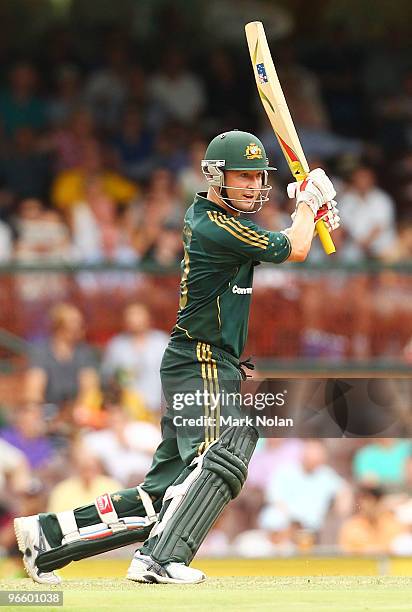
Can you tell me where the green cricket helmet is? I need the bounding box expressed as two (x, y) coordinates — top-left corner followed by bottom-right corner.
(201, 130), (276, 213)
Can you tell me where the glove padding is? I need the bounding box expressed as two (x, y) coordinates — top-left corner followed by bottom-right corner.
(314, 200), (340, 233)
(287, 168), (336, 216)
(291, 199), (340, 234)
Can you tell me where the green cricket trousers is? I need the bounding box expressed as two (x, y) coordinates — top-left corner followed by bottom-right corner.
(39, 339), (244, 551)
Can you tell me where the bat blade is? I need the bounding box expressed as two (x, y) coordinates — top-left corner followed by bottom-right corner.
(245, 21), (335, 255)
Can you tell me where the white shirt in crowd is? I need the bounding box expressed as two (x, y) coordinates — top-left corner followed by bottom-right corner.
(0, 439), (27, 490)
(259, 463), (345, 532)
(148, 73), (205, 124)
(83, 421), (161, 485)
(101, 330), (169, 411)
(0, 221), (12, 261)
(339, 187), (397, 257)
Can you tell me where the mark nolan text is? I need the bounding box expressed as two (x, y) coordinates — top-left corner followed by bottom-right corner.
(173, 415), (294, 428)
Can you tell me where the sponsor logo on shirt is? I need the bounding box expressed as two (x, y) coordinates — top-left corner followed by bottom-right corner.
(232, 284), (253, 295)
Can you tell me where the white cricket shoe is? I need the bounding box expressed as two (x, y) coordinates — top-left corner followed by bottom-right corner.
(14, 515), (61, 585)
(126, 550), (206, 584)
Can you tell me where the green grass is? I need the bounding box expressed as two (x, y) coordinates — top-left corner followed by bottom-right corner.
(1, 577), (412, 612)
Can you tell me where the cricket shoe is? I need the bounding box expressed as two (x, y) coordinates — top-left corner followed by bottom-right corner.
(14, 515), (61, 585)
(126, 550), (206, 584)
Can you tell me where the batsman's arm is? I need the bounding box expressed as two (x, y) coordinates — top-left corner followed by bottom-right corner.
(281, 203), (316, 262)
(201, 210), (292, 264)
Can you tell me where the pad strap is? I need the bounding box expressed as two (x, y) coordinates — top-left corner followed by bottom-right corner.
(59, 490), (158, 545)
(136, 485), (157, 523)
(56, 510), (81, 544)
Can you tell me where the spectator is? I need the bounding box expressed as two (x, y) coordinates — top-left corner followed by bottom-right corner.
(353, 439), (411, 490)
(14, 199), (71, 262)
(177, 138), (208, 208)
(0, 62), (46, 137)
(276, 42), (329, 131)
(309, 23), (364, 136)
(339, 166), (398, 260)
(133, 168), (184, 257)
(125, 64), (164, 134)
(405, 338), (412, 364)
(82, 389), (161, 486)
(101, 302), (168, 416)
(0, 439), (33, 559)
(46, 64), (84, 128)
(111, 105), (154, 181)
(71, 177), (139, 293)
(46, 107), (96, 172)
(0, 402), (55, 471)
(0, 127), (51, 201)
(0, 438), (32, 495)
(339, 486), (403, 554)
(259, 440), (352, 533)
(13, 198), (71, 302)
(141, 221), (183, 269)
(231, 519), (296, 558)
(47, 442), (121, 513)
(75, 224), (139, 295)
(51, 138), (137, 211)
(254, 184), (291, 232)
(2, 479), (48, 558)
(247, 439), (303, 492)
(392, 499), (412, 555)
(204, 49), (246, 128)
(24, 303), (100, 416)
(384, 217), (412, 262)
(0, 219), (12, 261)
(375, 68), (412, 152)
(150, 122), (189, 174)
(84, 40), (130, 130)
(148, 48), (206, 125)
(71, 177), (134, 261)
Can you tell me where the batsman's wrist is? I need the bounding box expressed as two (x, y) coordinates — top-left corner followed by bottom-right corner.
(296, 199), (317, 218)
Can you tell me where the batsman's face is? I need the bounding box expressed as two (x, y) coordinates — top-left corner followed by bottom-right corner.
(224, 170), (264, 212)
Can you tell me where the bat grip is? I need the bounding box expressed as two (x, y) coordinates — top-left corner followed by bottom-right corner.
(296, 172), (336, 255)
(316, 219), (336, 255)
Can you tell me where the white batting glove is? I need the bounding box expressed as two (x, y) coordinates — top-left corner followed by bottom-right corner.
(287, 168), (336, 216)
(314, 200), (340, 233)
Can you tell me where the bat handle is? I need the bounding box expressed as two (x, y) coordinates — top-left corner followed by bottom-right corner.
(296, 170), (336, 255)
(316, 219), (336, 255)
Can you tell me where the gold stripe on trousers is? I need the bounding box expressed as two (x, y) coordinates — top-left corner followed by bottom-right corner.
(196, 341), (220, 446)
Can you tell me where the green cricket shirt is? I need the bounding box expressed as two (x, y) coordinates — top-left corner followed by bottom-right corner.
(171, 193), (291, 359)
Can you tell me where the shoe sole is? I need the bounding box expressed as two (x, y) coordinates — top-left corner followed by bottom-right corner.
(14, 518), (61, 585)
(127, 570), (205, 584)
(14, 518), (26, 555)
(14, 518), (36, 581)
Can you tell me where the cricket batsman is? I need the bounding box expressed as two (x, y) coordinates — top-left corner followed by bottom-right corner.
(14, 130), (339, 584)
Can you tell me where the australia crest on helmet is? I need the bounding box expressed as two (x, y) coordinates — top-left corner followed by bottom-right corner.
(244, 143), (263, 160)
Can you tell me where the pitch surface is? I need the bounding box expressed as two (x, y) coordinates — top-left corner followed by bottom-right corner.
(1, 577), (412, 611)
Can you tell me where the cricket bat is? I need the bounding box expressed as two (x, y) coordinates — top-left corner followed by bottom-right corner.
(245, 21), (336, 255)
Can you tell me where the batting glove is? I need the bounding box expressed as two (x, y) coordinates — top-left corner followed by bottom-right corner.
(287, 168), (336, 216)
(314, 200), (340, 233)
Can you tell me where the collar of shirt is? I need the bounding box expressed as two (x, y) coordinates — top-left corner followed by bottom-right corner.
(194, 192), (230, 214)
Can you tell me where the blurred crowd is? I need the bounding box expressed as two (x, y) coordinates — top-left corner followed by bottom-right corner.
(0, 22), (410, 267)
(1, 300), (412, 565)
(204, 437), (412, 558)
(0, 22), (410, 364)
